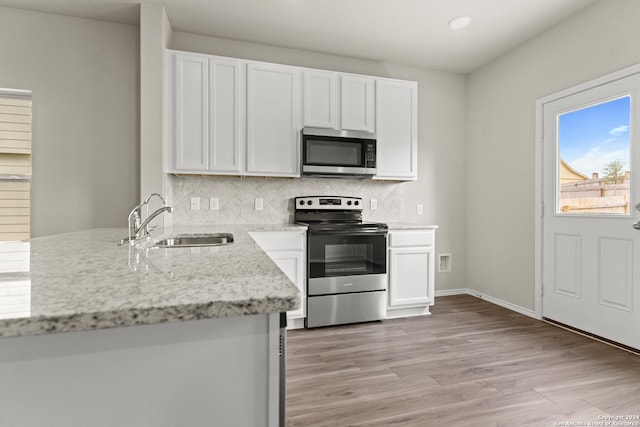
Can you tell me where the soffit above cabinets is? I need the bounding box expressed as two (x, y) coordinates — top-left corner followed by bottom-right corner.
(0, 0), (596, 73)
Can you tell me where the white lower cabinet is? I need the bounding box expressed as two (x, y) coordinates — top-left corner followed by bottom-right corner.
(386, 229), (435, 319)
(250, 230), (306, 327)
(267, 250), (305, 320)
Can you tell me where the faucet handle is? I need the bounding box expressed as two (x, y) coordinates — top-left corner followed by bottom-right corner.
(144, 193), (168, 206)
(133, 209), (141, 227)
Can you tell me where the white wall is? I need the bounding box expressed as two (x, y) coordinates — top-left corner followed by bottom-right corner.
(140, 4), (171, 200)
(466, 0), (640, 310)
(168, 33), (468, 292)
(0, 6), (139, 237)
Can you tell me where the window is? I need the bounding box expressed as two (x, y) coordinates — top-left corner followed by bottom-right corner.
(0, 90), (32, 241)
(557, 96), (631, 215)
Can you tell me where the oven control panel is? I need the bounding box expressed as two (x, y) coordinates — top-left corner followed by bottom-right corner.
(295, 196), (362, 210)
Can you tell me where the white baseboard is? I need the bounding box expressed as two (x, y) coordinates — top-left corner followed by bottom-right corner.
(434, 288), (468, 297)
(286, 317), (305, 330)
(386, 306), (431, 319)
(290, 290), (538, 330)
(435, 288), (538, 319)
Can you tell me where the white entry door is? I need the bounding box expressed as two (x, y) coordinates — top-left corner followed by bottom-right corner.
(542, 72), (640, 350)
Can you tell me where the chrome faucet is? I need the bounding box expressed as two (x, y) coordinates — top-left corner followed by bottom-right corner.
(122, 193), (173, 245)
(135, 205), (174, 239)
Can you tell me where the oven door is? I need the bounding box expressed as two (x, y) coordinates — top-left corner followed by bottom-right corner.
(308, 230), (387, 279)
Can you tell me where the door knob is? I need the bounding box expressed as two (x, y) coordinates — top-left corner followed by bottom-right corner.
(636, 202), (640, 211)
(633, 221), (640, 230)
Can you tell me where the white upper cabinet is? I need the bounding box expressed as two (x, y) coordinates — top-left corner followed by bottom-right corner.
(166, 49), (417, 179)
(340, 74), (375, 132)
(303, 70), (338, 129)
(246, 62), (302, 176)
(170, 52), (208, 171)
(375, 78), (418, 180)
(208, 57), (243, 174)
(167, 51), (243, 174)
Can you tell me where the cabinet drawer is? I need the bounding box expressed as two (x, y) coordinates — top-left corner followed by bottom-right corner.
(389, 230), (434, 247)
(250, 231), (305, 251)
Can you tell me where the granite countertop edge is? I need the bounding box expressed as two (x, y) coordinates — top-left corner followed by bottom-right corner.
(0, 224), (306, 339)
(0, 295), (299, 338)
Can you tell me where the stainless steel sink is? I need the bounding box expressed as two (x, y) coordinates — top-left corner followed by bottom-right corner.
(153, 233), (234, 248)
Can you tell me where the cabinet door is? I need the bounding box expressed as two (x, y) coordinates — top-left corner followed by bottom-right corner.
(303, 70), (338, 129)
(269, 250), (306, 319)
(208, 57), (243, 173)
(246, 62), (301, 176)
(340, 75), (374, 132)
(388, 245), (434, 307)
(375, 79), (418, 180)
(249, 230), (307, 320)
(171, 53), (209, 171)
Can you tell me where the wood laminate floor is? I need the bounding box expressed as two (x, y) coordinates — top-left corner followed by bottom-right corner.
(286, 295), (640, 426)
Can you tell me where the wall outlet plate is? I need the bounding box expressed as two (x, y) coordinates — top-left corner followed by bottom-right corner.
(190, 196), (200, 211)
(210, 197), (219, 211)
(370, 199), (378, 210)
(416, 204), (424, 215)
(255, 198), (263, 211)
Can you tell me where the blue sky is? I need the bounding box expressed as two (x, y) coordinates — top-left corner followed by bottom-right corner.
(559, 96), (631, 177)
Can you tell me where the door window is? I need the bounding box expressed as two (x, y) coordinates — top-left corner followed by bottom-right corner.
(557, 96), (631, 215)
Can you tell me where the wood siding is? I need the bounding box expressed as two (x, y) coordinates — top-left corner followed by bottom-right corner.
(0, 94), (32, 241)
(0, 181), (30, 241)
(0, 97), (32, 154)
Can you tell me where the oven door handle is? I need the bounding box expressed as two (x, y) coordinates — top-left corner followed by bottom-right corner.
(308, 228), (388, 236)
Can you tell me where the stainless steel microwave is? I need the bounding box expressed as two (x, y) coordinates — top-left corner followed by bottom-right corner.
(301, 127), (377, 178)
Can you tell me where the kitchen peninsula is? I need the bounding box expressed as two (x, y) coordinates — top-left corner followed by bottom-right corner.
(0, 225), (303, 427)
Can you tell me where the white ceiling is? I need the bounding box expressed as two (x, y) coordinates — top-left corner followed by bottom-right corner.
(0, 0), (597, 73)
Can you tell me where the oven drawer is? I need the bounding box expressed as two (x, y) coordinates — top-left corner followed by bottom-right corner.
(306, 290), (386, 328)
(308, 274), (386, 296)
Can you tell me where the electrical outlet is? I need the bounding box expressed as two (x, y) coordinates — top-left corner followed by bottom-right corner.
(255, 198), (263, 211)
(416, 204), (424, 215)
(190, 196), (200, 211)
(210, 197), (219, 211)
(370, 199), (378, 210)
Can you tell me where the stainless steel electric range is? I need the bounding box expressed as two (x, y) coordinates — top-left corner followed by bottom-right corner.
(294, 196), (388, 328)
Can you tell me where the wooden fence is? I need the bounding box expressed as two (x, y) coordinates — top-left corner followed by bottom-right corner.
(560, 179), (630, 214)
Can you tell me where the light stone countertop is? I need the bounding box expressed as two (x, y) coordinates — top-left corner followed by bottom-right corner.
(386, 223), (439, 230)
(0, 224), (306, 338)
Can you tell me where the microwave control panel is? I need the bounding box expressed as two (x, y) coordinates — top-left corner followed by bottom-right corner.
(365, 142), (376, 168)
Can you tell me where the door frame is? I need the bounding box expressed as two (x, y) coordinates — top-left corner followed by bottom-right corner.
(534, 63), (640, 320)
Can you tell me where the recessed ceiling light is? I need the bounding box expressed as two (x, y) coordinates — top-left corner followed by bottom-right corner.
(448, 16), (471, 30)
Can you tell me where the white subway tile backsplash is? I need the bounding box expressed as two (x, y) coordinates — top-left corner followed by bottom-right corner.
(167, 175), (404, 225)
